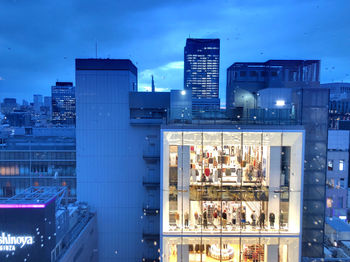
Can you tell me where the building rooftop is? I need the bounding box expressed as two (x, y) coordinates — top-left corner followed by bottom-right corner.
(228, 59), (320, 70)
(0, 186), (67, 207)
(76, 58), (137, 75)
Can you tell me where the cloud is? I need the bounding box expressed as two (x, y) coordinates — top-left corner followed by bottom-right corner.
(0, 0), (349, 102)
(159, 61), (184, 70)
(0, 77), (4, 81)
(138, 61), (184, 92)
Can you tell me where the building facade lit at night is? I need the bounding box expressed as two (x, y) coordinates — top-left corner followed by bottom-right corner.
(184, 38), (220, 112)
(161, 128), (304, 262)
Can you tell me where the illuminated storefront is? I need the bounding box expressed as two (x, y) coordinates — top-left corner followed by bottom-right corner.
(161, 129), (304, 262)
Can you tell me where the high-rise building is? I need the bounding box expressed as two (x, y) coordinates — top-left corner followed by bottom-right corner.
(33, 94), (43, 113)
(1, 98), (17, 115)
(76, 57), (328, 261)
(52, 82), (76, 126)
(76, 59), (153, 261)
(225, 60), (328, 258)
(184, 38), (220, 112)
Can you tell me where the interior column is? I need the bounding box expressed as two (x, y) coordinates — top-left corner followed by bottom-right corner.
(178, 146), (190, 229)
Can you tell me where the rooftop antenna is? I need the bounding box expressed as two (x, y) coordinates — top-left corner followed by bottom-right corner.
(151, 75), (155, 92)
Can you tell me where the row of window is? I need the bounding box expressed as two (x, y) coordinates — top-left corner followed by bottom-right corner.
(327, 159), (345, 171)
(0, 151), (76, 160)
(326, 178), (345, 189)
(237, 71), (278, 77)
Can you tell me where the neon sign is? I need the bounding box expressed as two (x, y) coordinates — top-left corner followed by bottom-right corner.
(0, 232), (34, 251)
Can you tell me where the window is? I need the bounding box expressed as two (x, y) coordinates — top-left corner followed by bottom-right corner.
(340, 178), (345, 189)
(339, 160), (344, 171)
(240, 71), (247, 77)
(327, 198), (333, 208)
(249, 71), (257, 77)
(328, 160), (333, 171)
(271, 71), (278, 77)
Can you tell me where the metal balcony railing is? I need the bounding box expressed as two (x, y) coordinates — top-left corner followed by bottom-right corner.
(142, 176), (160, 187)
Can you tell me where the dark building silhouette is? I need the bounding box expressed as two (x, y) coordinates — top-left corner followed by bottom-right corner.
(1, 98), (17, 115)
(184, 38), (220, 112)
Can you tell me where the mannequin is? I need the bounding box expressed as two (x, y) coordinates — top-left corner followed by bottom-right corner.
(222, 210), (227, 228)
(251, 210), (257, 228)
(269, 212), (275, 228)
(184, 212), (189, 228)
(232, 208), (237, 227)
(190, 164), (197, 183)
(203, 209), (208, 229)
(259, 211), (265, 229)
(241, 208), (246, 229)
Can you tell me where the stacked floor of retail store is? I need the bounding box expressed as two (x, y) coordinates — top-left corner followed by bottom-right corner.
(161, 131), (303, 262)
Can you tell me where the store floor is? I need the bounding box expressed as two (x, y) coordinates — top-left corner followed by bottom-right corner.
(168, 244), (257, 262)
(166, 226), (292, 234)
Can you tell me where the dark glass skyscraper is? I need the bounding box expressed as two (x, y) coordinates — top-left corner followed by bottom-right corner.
(184, 38), (220, 111)
(52, 82), (76, 125)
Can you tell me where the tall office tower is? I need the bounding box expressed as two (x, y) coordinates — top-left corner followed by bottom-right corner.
(225, 60), (328, 258)
(1, 98), (17, 115)
(44, 96), (52, 110)
(0, 127), (76, 201)
(33, 94), (43, 112)
(77, 59), (162, 261)
(51, 82), (76, 126)
(184, 38), (220, 113)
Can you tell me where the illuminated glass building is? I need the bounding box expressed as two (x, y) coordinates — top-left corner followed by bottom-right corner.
(161, 128), (304, 262)
(184, 38), (220, 113)
(52, 82), (76, 126)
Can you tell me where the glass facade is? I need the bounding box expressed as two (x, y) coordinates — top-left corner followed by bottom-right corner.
(184, 39), (220, 111)
(161, 129), (304, 262)
(52, 82), (76, 126)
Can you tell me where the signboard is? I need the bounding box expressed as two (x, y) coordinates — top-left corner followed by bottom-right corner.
(0, 201), (56, 262)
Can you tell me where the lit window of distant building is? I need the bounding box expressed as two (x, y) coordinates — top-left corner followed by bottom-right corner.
(328, 160), (333, 171)
(327, 198), (333, 208)
(339, 160), (344, 171)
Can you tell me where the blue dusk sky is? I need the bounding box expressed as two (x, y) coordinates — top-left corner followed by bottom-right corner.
(0, 0), (349, 106)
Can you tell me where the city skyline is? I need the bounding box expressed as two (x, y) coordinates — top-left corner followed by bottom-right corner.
(0, 0), (350, 106)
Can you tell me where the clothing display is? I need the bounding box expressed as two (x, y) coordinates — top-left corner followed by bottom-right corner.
(259, 212), (265, 228)
(269, 212), (275, 228)
(167, 144), (289, 233)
